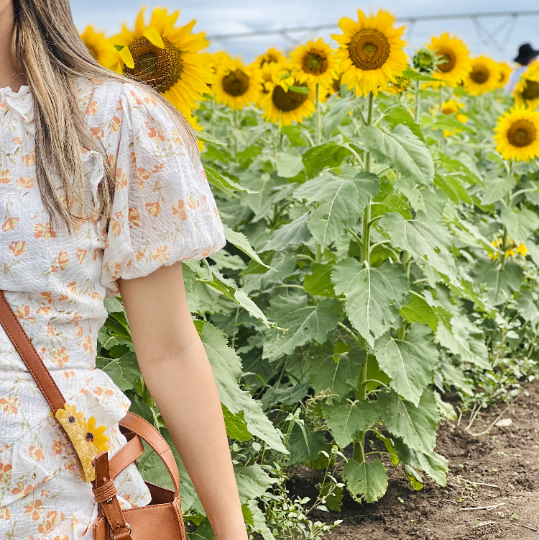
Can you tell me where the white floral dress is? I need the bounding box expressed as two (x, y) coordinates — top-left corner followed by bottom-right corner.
(0, 76), (226, 539)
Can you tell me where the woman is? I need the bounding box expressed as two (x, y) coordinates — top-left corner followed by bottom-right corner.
(0, 0), (248, 539)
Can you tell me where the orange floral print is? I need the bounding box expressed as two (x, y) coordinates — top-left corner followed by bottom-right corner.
(2, 216), (20, 231)
(0, 395), (20, 415)
(24, 500), (44, 521)
(0, 77), (225, 538)
(0, 169), (10, 184)
(17, 177), (35, 189)
(9, 240), (26, 256)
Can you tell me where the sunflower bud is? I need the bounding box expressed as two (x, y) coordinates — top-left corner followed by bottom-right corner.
(413, 48), (437, 74)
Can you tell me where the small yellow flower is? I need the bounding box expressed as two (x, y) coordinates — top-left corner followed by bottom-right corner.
(516, 243), (528, 256)
(505, 248), (516, 258)
(55, 403), (109, 482)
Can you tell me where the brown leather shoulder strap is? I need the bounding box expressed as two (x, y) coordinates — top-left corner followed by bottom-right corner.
(119, 412), (181, 496)
(0, 290), (66, 412)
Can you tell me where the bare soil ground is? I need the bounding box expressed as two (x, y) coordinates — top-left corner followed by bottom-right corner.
(288, 383), (539, 540)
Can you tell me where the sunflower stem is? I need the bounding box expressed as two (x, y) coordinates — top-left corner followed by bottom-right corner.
(414, 80), (421, 123)
(501, 161), (513, 268)
(360, 92), (375, 264)
(315, 83), (322, 146)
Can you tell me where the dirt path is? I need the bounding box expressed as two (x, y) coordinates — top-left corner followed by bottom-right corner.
(291, 383), (539, 540)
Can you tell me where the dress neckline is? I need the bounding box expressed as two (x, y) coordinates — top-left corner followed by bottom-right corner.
(0, 84), (31, 96)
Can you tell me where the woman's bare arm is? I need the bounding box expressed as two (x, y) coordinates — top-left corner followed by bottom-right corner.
(118, 262), (247, 540)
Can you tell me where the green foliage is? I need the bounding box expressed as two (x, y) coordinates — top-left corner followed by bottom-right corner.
(99, 73), (539, 537)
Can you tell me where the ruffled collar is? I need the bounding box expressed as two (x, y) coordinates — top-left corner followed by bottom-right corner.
(0, 84), (34, 125)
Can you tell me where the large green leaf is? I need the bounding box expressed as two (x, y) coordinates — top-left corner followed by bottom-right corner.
(322, 400), (380, 448)
(235, 464), (277, 503)
(381, 104), (423, 141)
(474, 261), (524, 307)
(362, 124), (434, 188)
(331, 259), (409, 347)
(305, 342), (365, 399)
(374, 323), (439, 406)
(378, 388), (439, 453)
(394, 439), (448, 487)
(263, 295), (342, 359)
(342, 458), (388, 503)
(380, 212), (459, 284)
(434, 174), (471, 205)
(435, 152), (482, 186)
(304, 263), (336, 297)
(247, 500), (276, 540)
(276, 149), (304, 178)
(224, 225), (273, 269)
(198, 321), (287, 452)
(97, 351), (140, 392)
(260, 213), (311, 252)
(323, 95), (363, 139)
(423, 292), (490, 369)
(222, 405), (252, 442)
(286, 423), (327, 464)
(204, 166), (252, 195)
(302, 143), (353, 179)
(400, 293), (438, 331)
(500, 207), (539, 244)
(481, 175), (516, 205)
(307, 179), (361, 247)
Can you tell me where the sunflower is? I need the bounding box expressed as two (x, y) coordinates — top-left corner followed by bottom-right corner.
(494, 105), (539, 161)
(464, 56), (499, 95)
(261, 69), (316, 127)
(331, 9), (408, 96)
(56, 403), (109, 482)
(441, 99), (467, 123)
(426, 33), (471, 87)
(497, 62), (512, 88)
(112, 7), (214, 120)
(214, 57), (262, 110)
(256, 47), (287, 68)
(514, 61), (539, 109)
(80, 25), (118, 70)
(289, 38), (338, 88)
(209, 51), (232, 76)
(388, 75), (410, 94)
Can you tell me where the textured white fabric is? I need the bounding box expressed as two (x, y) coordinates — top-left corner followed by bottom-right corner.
(0, 77), (226, 539)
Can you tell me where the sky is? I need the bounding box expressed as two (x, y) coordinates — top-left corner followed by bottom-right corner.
(70, 0), (539, 64)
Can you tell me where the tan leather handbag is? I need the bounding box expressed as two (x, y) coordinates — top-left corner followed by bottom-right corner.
(0, 290), (187, 540)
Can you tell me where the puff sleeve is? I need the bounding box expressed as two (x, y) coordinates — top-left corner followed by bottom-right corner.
(100, 83), (226, 297)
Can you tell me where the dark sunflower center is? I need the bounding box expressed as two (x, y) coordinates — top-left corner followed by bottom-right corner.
(437, 51), (456, 73)
(68, 416), (76, 423)
(332, 76), (342, 93)
(470, 64), (490, 84)
(442, 104), (457, 115)
(499, 71), (507, 84)
(272, 83), (309, 112)
(222, 70), (250, 97)
(303, 52), (328, 75)
(508, 119), (536, 147)
(124, 37), (184, 94)
(521, 80), (539, 101)
(260, 54), (279, 67)
(348, 28), (390, 70)
(86, 432), (94, 442)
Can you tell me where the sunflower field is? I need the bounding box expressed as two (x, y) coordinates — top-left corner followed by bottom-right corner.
(86, 6), (539, 540)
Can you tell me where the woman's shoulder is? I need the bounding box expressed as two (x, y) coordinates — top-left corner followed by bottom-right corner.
(75, 75), (157, 122)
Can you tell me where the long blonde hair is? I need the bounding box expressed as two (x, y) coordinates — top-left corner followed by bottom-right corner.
(12, 0), (201, 235)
